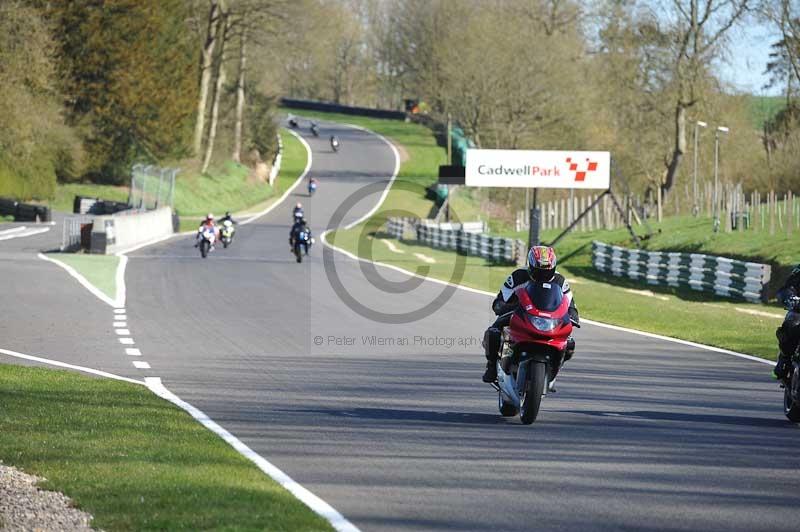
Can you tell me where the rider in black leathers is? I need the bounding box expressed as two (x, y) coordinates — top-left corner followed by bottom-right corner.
(482, 246), (579, 383)
(289, 218), (312, 255)
(773, 264), (800, 380)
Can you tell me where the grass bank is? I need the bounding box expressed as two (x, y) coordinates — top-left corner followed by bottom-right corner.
(0, 363), (330, 530)
(44, 253), (119, 301)
(319, 112), (784, 361)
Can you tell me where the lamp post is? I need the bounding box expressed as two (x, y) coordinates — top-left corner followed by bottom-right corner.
(713, 125), (729, 232)
(692, 121), (707, 216)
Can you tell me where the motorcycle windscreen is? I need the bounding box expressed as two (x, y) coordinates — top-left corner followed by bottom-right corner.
(526, 282), (563, 312)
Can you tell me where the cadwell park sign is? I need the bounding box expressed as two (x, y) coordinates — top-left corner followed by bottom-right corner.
(465, 149), (611, 190)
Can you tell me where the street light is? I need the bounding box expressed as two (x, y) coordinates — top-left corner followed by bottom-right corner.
(713, 125), (729, 232)
(692, 121), (707, 216)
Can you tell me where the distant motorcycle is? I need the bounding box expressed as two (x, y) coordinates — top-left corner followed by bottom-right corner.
(293, 229), (313, 263)
(310, 122), (319, 137)
(288, 117), (298, 128)
(220, 220), (235, 248)
(779, 296), (800, 422)
(330, 135), (339, 153)
(308, 179), (317, 196)
(197, 226), (216, 258)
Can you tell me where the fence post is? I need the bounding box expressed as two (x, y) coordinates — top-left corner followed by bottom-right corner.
(789, 190), (794, 237)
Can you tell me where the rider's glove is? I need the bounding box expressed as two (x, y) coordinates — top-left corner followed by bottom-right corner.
(788, 296), (800, 311)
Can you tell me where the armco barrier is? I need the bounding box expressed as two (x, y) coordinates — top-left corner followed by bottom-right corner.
(281, 98), (406, 120)
(90, 207), (174, 254)
(591, 241), (771, 303)
(386, 217), (523, 265)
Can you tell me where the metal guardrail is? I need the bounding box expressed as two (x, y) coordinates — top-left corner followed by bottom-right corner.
(61, 215), (94, 251)
(591, 241), (771, 303)
(129, 165), (178, 211)
(386, 217), (525, 265)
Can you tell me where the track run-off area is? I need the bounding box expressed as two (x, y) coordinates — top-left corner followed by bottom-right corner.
(2, 120), (799, 531)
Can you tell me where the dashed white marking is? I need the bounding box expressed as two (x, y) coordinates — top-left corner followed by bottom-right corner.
(132, 361), (151, 369)
(624, 288), (669, 301)
(145, 377), (360, 532)
(125, 348), (142, 356)
(380, 239), (405, 254)
(115, 329), (131, 336)
(735, 307), (784, 319)
(0, 347), (143, 385)
(413, 252), (436, 264)
(119, 338), (134, 345)
(114, 308), (126, 314)
(113, 321), (127, 328)
(116, 315), (127, 321)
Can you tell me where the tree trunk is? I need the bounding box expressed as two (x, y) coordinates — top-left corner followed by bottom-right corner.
(201, 13), (229, 174)
(194, 0), (221, 158)
(232, 30), (247, 163)
(663, 101), (687, 195)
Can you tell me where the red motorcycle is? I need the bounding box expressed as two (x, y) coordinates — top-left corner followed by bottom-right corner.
(493, 280), (576, 424)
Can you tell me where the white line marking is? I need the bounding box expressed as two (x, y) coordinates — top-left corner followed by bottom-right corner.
(0, 227), (50, 241)
(735, 307), (784, 319)
(38, 253), (117, 308)
(321, 237), (773, 366)
(413, 252), (436, 264)
(624, 288), (669, 301)
(132, 361), (150, 369)
(115, 254), (127, 307)
(144, 377), (360, 532)
(113, 321), (127, 328)
(116, 315), (127, 321)
(114, 308), (126, 314)
(115, 329), (130, 336)
(125, 348), (141, 356)
(0, 226), (27, 236)
(0, 347), (143, 385)
(380, 239), (405, 254)
(119, 338), (134, 345)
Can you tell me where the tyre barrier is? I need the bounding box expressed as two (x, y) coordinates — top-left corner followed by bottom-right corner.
(0, 197), (51, 222)
(591, 241), (771, 303)
(386, 217), (525, 265)
(73, 195), (130, 215)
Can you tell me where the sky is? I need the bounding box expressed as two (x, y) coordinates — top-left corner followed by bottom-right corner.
(717, 19), (782, 96)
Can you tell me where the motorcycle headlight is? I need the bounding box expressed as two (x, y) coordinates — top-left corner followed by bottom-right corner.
(529, 315), (559, 332)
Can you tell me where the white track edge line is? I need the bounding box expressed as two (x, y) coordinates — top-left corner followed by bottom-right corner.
(37, 253), (117, 308)
(0, 347), (144, 385)
(0, 227), (50, 241)
(0, 226), (27, 236)
(144, 377), (360, 532)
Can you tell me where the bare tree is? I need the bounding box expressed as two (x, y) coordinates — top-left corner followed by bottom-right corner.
(202, 9), (231, 174)
(661, 0), (749, 195)
(194, 0), (222, 158)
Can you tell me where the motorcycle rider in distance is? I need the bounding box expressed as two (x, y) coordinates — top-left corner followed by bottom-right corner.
(310, 121), (319, 137)
(289, 216), (313, 255)
(293, 202), (304, 221)
(219, 211), (237, 225)
(482, 245), (579, 383)
(308, 177), (318, 196)
(772, 264), (800, 380)
(196, 213), (218, 250)
(330, 134), (339, 152)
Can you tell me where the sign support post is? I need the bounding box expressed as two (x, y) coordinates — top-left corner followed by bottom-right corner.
(528, 188), (540, 248)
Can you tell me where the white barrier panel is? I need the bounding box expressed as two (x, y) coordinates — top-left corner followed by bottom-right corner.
(91, 207), (174, 254)
(465, 149), (611, 189)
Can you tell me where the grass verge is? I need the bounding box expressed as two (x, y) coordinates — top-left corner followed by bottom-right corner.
(44, 253), (119, 301)
(319, 112), (784, 361)
(0, 363), (331, 530)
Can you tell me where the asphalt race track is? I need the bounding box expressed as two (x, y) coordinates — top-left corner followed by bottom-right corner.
(3, 121), (799, 531)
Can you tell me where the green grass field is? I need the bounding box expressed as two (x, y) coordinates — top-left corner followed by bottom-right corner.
(0, 364), (331, 531)
(44, 253), (119, 301)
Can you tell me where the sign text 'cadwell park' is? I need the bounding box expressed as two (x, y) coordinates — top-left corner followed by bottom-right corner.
(465, 149), (611, 189)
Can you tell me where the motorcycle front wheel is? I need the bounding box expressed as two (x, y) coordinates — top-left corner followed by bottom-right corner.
(200, 240), (209, 258)
(519, 361), (547, 425)
(784, 384), (800, 422)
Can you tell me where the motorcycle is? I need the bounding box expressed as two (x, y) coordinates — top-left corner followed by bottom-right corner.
(308, 180), (317, 196)
(779, 297), (800, 422)
(293, 229), (313, 263)
(220, 220), (235, 248)
(288, 117), (298, 128)
(492, 280), (576, 424)
(330, 136), (339, 153)
(310, 122), (319, 137)
(197, 226), (216, 258)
